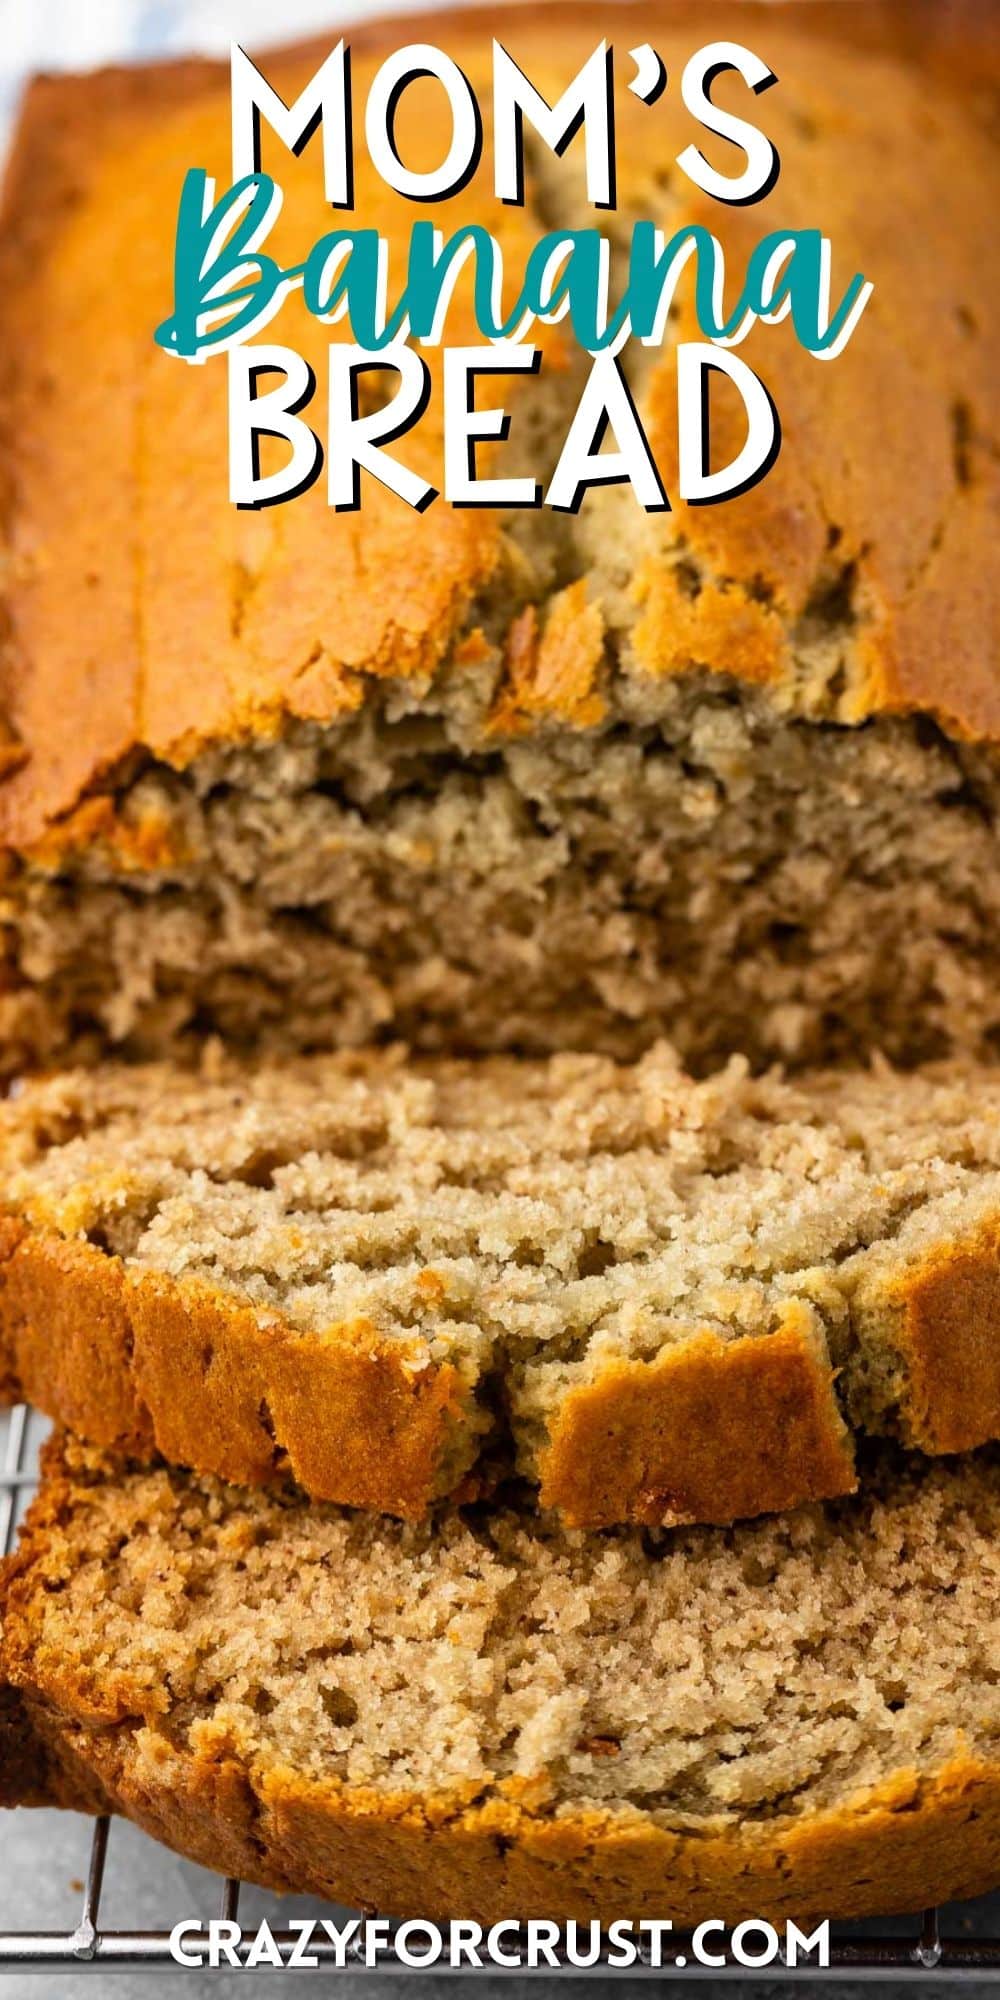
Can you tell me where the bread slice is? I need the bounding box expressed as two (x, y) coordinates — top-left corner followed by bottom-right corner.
(1, 1044), (998, 1527)
(0, 7), (998, 1082)
(4, 1430), (1000, 1923)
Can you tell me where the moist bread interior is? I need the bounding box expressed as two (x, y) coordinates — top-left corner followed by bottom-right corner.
(3, 1043), (999, 1503)
(5, 1433), (1000, 1827)
(7, 671), (1000, 1077)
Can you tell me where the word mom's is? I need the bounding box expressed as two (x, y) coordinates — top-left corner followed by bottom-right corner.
(230, 36), (782, 211)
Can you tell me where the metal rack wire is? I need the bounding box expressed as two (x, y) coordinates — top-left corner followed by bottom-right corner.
(2, 1405), (1000, 1977)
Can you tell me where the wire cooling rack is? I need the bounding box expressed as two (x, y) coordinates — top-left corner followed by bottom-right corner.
(2, 1406), (1000, 1978)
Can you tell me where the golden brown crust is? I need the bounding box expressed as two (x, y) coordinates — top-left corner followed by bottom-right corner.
(0, 1687), (110, 1813)
(6, 1680), (1000, 1922)
(0, 1221), (470, 1519)
(538, 1310), (856, 1528)
(883, 1221), (1000, 1455)
(0, 3), (997, 853)
(3, 1201), (1000, 1526)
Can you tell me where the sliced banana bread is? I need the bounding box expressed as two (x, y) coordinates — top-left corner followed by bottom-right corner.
(4, 1432), (1000, 1923)
(1, 1044), (998, 1527)
(0, 5), (997, 1080)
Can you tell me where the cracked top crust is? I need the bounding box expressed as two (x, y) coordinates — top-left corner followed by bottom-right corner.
(0, 2), (997, 851)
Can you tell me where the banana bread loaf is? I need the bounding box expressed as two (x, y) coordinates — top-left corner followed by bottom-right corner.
(1, 1043), (998, 1527)
(0, 4), (997, 1079)
(4, 1430), (1000, 1923)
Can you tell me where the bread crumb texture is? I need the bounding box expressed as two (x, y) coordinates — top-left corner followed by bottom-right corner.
(0, 5), (997, 1076)
(1, 1044), (998, 1525)
(3, 1433), (1000, 1921)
